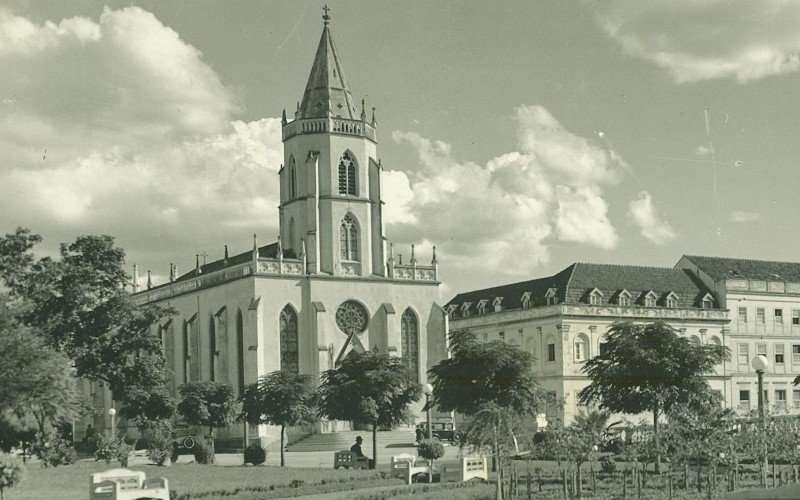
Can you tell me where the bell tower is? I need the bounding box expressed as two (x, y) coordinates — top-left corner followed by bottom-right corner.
(279, 6), (385, 277)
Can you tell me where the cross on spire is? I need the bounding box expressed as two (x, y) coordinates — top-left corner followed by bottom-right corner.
(322, 5), (331, 24)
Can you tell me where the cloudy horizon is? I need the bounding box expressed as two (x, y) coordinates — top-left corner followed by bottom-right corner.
(2, 1), (799, 300)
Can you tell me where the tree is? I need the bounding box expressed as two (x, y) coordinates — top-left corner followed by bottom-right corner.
(240, 370), (318, 466)
(0, 298), (80, 458)
(428, 329), (544, 486)
(177, 381), (238, 463)
(0, 453), (25, 500)
(579, 321), (729, 473)
(318, 351), (421, 469)
(0, 228), (174, 404)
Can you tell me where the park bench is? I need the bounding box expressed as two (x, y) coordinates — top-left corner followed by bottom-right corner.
(440, 456), (488, 483)
(333, 450), (369, 470)
(89, 468), (169, 500)
(390, 454), (434, 484)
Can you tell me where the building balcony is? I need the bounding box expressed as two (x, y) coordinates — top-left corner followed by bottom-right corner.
(282, 117), (376, 142)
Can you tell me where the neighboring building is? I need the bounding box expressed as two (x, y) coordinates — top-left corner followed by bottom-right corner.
(81, 11), (446, 448)
(446, 262), (730, 426)
(678, 255), (800, 416)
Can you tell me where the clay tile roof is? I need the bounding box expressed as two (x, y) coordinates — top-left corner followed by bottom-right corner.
(682, 255), (800, 282)
(446, 262), (715, 314)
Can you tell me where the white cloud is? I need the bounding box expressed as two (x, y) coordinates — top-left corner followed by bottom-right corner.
(591, 1), (800, 83)
(694, 145), (710, 157)
(391, 105), (624, 285)
(628, 191), (676, 245)
(730, 210), (761, 223)
(0, 7), (282, 281)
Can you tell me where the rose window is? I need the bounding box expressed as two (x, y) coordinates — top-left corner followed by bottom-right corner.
(336, 300), (369, 335)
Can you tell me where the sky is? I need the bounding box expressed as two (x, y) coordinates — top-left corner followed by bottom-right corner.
(2, 0), (800, 300)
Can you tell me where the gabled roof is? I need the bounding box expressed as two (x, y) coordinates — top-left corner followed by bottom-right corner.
(298, 17), (358, 120)
(682, 255), (800, 282)
(446, 262), (715, 314)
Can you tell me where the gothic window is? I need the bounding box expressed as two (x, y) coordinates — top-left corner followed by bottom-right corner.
(289, 156), (297, 199)
(335, 300), (369, 335)
(236, 309), (245, 393)
(280, 306), (299, 373)
(401, 308), (419, 380)
(338, 151), (357, 195)
(289, 218), (296, 252)
(574, 333), (589, 362)
(340, 214), (359, 261)
(209, 315), (217, 381)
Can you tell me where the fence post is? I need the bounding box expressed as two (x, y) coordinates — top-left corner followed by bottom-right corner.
(526, 462), (532, 500)
(537, 468), (543, 492)
(562, 468), (568, 500)
(668, 474), (673, 500)
(622, 470), (627, 500)
(591, 466), (596, 494)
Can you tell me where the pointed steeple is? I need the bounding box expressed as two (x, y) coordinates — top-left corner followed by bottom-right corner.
(298, 6), (358, 119)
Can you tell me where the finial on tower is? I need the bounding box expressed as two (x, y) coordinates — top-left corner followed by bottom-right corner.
(371, 107), (377, 126)
(224, 245), (229, 264)
(281, 109), (287, 125)
(322, 4), (331, 24)
(147, 270), (152, 290)
(432, 245), (438, 264)
(361, 99), (366, 121)
(196, 254), (202, 274)
(132, 264), (139, 293)
(169, 263), (175, 282)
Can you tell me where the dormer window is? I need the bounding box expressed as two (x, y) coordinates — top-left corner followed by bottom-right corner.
(521, 292), (532, 310)
(492, 297), (503, 312)
(545, 288), (558, 306)
(643, 291), (657, 308)
(461, 302), (472, 317)
(617, 290), (631, 307)
(588, 288), (603, 306)
(476, 299), (488, 315)
(665, 292), (679, 308)
(446, 304), (457, 319)
(701, 293), (714, 309)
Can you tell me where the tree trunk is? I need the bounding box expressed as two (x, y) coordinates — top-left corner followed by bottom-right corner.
(576, 464), (582, 498)
(653, 401), (661, 473)
(372, 423), (377, 470)
(492, 422), (499, 472)
(209, 426), (216, 464)
(280, 424), (285, 467)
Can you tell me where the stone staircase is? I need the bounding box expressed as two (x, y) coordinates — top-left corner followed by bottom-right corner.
(285, 429), (417, 452)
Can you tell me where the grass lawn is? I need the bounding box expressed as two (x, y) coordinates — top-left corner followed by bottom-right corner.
(7, 459), (399, 500)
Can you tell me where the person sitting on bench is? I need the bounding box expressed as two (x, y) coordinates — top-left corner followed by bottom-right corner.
(350, 436), (374, 469)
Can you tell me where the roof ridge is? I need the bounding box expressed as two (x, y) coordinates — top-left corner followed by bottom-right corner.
(573, 262), (680, 271)
(684, 254), (800, 266)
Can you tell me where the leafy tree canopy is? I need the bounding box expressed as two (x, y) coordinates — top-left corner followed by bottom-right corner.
(177, 381), (238, 435)
(318, 351), (421, 428)
(579, 321), (729, 414)
(428, 329), (543, 417)
(0, 228), (174, 402)
(241, 370), (317, 428)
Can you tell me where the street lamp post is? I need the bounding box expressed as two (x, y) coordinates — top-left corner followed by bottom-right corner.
(108, 407), (117, 438)
(422, 383), (433, 440)
(751, 355), (769, 426)
(751, 354), (769, 488)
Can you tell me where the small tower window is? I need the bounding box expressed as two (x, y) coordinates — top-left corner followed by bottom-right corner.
(338, 151), (357, 195)
(289, 157), (297, 199)
(340, 214), (359, 261)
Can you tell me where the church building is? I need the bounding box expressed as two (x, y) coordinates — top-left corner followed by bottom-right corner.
(89, 10), (447, 448)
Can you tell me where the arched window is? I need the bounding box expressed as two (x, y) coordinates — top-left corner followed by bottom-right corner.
(340, 214), (359, 261)
(288, 218), (296, 252)
(338, 151), (357, 195)
(236, 309), (245, 393)
(401, 308), (419, 380)
(209, 315), (217, 381)
(289, 156), (297, 199)
(280, 306), (299, 373)
(574, 333), (590, 362)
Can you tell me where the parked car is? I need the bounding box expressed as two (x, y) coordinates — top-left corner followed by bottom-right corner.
(429, 421), (457, 444)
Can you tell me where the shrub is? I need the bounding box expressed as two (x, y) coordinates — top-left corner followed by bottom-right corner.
(244, 444), (267, 466)
(147, 428), (174, 466)
(95, 435), (133, 466)
(32, 433), (76, 468)
(0, 453), (25, 499)
(192, 436), (214, 465)
(170, 443), (179, 464)
(416, 438), (445, 461)
(600, 455), (617, 474)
